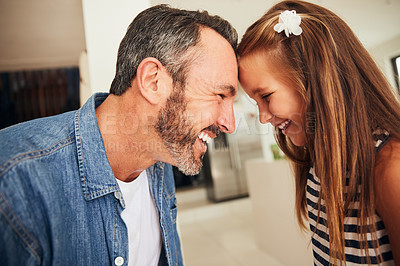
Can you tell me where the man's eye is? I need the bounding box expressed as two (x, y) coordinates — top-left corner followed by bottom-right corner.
(218, 94), (226, 99)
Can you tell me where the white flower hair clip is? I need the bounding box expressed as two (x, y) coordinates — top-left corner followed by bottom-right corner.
(274, 10), (302, 37)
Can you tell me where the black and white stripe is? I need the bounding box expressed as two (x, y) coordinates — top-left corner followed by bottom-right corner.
(306, 166), (394, 265)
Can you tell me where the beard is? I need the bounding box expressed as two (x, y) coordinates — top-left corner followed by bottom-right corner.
(155, 87), (203, 176)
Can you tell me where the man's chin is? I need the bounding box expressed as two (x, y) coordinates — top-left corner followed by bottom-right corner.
(169, 143), (205, 176)
(178, 167), (201, 176)
(176, 158), (203, 176)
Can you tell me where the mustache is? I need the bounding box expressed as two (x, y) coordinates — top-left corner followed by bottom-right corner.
(204, 124), (221, 137)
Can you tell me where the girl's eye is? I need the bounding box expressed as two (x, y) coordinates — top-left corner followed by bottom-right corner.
(262, 93), (272, 101)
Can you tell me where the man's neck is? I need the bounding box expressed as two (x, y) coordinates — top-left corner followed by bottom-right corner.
(95, 93), (161, 182)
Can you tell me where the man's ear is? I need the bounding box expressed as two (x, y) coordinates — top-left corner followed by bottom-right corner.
(136, 57), (170, 105)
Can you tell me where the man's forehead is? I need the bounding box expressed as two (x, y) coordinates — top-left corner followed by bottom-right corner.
(182, 28), (238, 96)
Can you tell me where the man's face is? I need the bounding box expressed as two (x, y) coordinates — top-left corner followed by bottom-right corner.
(156, 87), (218, 175)
(156, 27), (238, 175)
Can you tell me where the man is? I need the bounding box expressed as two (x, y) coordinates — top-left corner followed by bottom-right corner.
(0, 4), (238, 266)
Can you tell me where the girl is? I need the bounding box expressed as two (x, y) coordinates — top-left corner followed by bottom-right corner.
(238, 1), (400, 264)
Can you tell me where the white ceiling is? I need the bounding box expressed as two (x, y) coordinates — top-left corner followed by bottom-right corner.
(0, 0), (85, 71)
(0, 0), (399, 71)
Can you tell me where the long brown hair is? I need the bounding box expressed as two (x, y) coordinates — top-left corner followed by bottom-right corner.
(238, 1), (400, 263)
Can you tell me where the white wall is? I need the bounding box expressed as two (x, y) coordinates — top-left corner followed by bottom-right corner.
(81, 0), (150, 97)
(370, 34), (400, 91)
(246, 159), (313, 265)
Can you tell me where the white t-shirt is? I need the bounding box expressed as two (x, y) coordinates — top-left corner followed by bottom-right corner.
(116, 171), (162, 266)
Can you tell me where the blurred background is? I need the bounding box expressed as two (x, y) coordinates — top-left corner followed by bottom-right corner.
(1, 0), (399, 265)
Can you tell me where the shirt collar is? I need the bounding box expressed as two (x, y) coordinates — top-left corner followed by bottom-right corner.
(74, 93), (119, 201)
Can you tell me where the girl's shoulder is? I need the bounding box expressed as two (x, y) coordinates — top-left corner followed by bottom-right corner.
(374, 138), (400, 262)
(374, 137), (400, 204)
(375, 137), (400, 187)
(375, 137), (400, 170)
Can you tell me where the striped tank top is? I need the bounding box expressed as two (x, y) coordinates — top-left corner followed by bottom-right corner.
(306, 130), (395, 265)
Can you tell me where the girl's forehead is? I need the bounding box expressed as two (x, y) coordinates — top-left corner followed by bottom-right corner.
(239, 51), (289, 81)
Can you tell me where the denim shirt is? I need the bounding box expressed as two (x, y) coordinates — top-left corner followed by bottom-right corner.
(0, 93), (183, 266)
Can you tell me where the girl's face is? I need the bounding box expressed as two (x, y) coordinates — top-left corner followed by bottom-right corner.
(239, 50), (307, 146)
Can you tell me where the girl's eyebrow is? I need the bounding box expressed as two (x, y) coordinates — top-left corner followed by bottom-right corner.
(253, 87), (269, 96)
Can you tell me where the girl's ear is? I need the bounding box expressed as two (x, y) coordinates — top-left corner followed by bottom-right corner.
(136, 57), (171, 105)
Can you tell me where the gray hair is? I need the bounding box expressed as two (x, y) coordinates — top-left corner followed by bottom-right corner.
(110, 4), (238, 95)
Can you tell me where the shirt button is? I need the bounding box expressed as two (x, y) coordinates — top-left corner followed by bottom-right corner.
(114, 256), (124, 266)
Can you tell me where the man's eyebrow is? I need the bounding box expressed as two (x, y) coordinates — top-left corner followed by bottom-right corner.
(218, 85), (237, 97)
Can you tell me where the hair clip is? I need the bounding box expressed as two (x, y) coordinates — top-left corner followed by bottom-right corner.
(274, 10), (302, 37)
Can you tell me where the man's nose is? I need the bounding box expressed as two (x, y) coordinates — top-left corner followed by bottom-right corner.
(217, 100), (235, 134)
